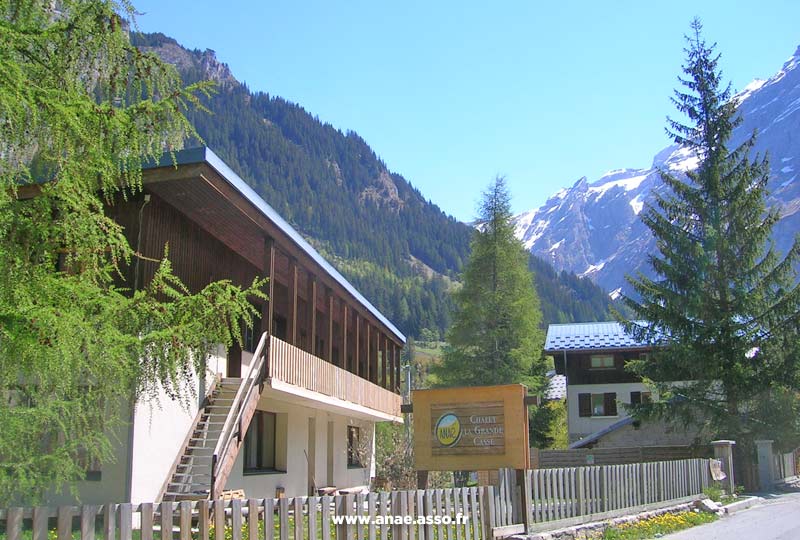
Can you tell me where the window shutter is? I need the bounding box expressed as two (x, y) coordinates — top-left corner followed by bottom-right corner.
(630, 391), (642, 405)
(579, 393), (591, 417)
(604, 393), (618, 416)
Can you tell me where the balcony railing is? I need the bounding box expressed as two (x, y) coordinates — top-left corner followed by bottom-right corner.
(267, 335), (401, 418)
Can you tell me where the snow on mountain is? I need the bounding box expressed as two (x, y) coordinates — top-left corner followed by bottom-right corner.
(513, 44), (800, 296)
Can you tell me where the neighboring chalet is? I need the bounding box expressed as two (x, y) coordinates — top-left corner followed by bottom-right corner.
(44, 147), (405, 504)
(545, 321), (695, 449)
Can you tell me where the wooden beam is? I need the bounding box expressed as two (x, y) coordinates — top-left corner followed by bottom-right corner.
(288, 257), (298, 345)
(381, 334), (388, 389)
(395, 344), (401, 393)
(327, 288), (334, 363)
(388, 341), (394, 391)
(262, 236), (275, 336)
(364, 319), (372, 381)
(308, 273), (317, 355)
(342, 303), (349, 372)
(354, 312), (361, 376)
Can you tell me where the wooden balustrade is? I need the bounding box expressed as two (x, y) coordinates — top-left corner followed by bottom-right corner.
(268, 335), (402, 418)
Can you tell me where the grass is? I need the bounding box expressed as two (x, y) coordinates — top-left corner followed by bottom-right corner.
(602, 510), (718, 540)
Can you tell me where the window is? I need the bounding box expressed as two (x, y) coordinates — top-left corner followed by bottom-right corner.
(578, 392), (618, 417)
(347, 426), (362, 468)
(630, 391), (652, 405)
(590, 355), (615, 369)
(244, 411), (277, 473)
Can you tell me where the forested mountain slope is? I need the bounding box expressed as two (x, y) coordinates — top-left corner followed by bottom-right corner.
(133, 32), (615, 334)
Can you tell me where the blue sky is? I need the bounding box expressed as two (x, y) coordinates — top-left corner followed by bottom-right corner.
(131, 1), (800, 222)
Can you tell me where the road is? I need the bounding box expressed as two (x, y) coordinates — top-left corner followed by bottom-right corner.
(664, 492), (800, 540)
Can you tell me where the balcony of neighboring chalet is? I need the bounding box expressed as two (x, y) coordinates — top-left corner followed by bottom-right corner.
(118, 147), (404, 422)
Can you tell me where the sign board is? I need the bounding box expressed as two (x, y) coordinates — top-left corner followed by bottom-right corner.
(413, 384), (530, 471)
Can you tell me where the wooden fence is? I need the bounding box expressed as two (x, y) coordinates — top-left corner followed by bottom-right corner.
(531, 446), (712, 469)
(523, 458), (711, 532)
(0, 458), (712, 540)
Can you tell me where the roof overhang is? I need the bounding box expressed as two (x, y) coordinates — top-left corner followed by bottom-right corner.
(142, 147), (406, 345)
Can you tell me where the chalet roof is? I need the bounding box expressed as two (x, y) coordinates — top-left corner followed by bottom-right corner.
(544, 321), (650, 353)
(569, 416), (635, 449)
(545, 371), (566, 400)
(144, 147), (406, 344)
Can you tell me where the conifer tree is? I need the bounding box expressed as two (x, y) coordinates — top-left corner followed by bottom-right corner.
(624, 20), (800, 450)
(435, 178), (546, 390)
(0, 1), (264, 503)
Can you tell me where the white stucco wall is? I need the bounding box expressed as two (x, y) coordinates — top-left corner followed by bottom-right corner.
(225, 396), (374, 498)
(130, 348), (226, 503)
(567, 382), (655, 440)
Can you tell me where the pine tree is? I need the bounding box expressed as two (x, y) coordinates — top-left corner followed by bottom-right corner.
(435, 178), (546, 390)
(624, 20), (800, 451)
(0, 1), (264, 504)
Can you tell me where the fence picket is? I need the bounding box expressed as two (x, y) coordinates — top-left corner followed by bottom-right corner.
(198, 501), (210, 540)
(33, 507), (48, 540)
(160, 501), (174, 540)
(416, 490), (426, 540)
(459, 489), (470, 540)
(119, 504), (132, 540)
(320, 497), (329, 540)
(443, 489), (453, 540)
(279, 498), (289, 540)
(214, 500), (226, 540)
(353, 494), (363, 540)
(249, 499), (260, 540)
(468, 487), (480, 540)
(179, 502), (192, 540)
(57, 506), (72, 540)
(380, 492), (390, 540)
(368, 493), (377, 540)
(104, 504), (116, 540)
(7, 508), (23, 540)
(294, 497), (305, 540)
(434, 489), (444, 540)
(232, 499), (243, 540)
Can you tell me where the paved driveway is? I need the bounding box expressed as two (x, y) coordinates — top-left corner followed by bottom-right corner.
(663, 492), (800, 540)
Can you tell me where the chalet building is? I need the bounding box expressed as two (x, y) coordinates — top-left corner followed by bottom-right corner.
(46, 147), (405, 504)
(545, 321), (694, 449)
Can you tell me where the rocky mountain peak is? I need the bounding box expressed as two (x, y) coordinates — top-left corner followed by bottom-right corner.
(513, 43), (800, 298)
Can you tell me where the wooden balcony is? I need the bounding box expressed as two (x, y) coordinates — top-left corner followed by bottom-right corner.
(267, 335), (402, 420)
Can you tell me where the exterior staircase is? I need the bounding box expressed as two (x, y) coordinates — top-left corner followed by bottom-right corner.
(162, 377), (242, 501)
(160, 332), (269, 502)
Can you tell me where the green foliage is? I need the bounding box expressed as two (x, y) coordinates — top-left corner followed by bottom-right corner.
(435, 178), (546, 390)
(0, 1), (264, 504)
(602, 510), (717, 540)
(624, 20), (800, 451)
(529, 400), (569, 449)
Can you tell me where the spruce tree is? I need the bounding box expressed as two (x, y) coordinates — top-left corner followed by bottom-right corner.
(624, 20), (800, 451)
(435, 178), (546, 390)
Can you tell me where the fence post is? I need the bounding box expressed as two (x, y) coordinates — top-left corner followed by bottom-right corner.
(711, 440), (736, 495)
(483, 486), (496, 540)
(755, 440), (776, 491)
(521, 470), (533, 532)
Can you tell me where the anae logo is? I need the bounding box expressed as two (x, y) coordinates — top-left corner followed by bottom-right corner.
(435, 413), (461, 447)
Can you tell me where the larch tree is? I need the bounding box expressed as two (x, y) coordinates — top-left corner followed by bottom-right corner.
(435, 177), (546, 391)
(0, 1), (265, 504)
(624, 19), (800, 452)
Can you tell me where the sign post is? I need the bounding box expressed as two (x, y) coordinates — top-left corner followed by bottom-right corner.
(412, 384), (530, 476)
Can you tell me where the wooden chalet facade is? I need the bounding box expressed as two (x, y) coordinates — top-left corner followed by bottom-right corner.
(545, 322), (694, 449)
(46, 147), (406, 505)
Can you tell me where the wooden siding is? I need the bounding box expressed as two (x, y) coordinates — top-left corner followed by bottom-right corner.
(557, 351), (644, 385)
(105, 193), (260, 294)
